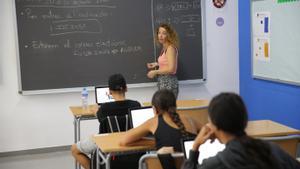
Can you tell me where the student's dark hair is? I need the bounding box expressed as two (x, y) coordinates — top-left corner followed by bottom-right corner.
(151, 89), (189, 137)
(108, 74), (127, 91)
(208, 92), (280, 169)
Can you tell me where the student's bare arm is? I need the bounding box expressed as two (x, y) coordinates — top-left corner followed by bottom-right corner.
(119, 117), (155, 146)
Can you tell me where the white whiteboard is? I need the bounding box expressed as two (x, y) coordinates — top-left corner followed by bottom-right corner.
(251, 0), (300, 86)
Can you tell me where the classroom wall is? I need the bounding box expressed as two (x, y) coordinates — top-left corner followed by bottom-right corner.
(239, 1), (300, 129)
(0, 0), (239, 152)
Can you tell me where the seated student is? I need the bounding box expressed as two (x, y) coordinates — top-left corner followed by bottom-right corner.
(182, 92), (300, 169)
(120, 89), (202, 152)
(71, 73), (141, 169)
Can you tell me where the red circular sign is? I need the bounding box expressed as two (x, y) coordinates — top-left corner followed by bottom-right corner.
(213, 0), (227, 8)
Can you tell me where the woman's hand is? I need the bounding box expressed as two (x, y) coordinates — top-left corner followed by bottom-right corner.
(147, 62), (158, 69)
(147, 70), (157, 79)
(192, 125), (214, 151)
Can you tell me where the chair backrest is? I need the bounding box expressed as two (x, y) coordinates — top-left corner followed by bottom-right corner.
(177, 106), (209, 126)
(259, 135), (300, 158)
(106, 114), (129, 133)
(139, 153), (184, 169)
(98, 103), (136, 133)
(99, 114), (130, 133)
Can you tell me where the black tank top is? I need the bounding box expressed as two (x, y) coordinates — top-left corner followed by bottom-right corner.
(154, 115), (196, 152)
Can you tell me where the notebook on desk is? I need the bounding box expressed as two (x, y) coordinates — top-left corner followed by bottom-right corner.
(129, 106), (155, 139)
(182, 138), (225, 164)
(95, 86), (114, 105)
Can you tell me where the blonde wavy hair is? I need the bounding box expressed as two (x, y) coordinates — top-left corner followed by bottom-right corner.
(155, 23), (179, 48)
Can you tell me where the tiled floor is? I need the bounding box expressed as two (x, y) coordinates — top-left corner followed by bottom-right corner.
(0, 150), (74, 169)
(0, 145), (299, 169)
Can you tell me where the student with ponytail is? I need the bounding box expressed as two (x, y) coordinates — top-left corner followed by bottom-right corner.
(120, 89), (201, 152)
(182, 92), (300, 169)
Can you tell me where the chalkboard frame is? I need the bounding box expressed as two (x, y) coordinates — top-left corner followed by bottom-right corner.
(13, 0), (207, 95)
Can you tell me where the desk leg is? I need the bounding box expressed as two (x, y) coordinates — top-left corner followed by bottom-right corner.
(74, 117), (81, 169)
(96, 149), (100, 169)
(74, 117), (81, 143)
(74, 117), (77, 143)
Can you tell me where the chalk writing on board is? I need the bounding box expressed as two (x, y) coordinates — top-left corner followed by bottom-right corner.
(155, 15), (200, 24)
(154, 0), (201, 38)
(21, 8), (111, 20)
(29, 41), (59, 49)
(50, 19), (103, 36)
(155, 1), (200, 12)
(26, 39), (143, 57)
(17, 0), (111, 5)
(186, 25), (197, 37)
(73, 46), (143, 57)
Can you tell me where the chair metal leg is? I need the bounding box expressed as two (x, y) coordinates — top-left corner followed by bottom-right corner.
(106, 153), (112, 169)
(96, 148), (112, 169)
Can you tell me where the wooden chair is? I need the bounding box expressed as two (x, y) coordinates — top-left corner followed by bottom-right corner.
(138, 153), (184, 169)
(259, 135), (300, 158)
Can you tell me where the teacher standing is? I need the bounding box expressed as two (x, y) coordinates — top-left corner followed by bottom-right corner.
(147, 23), (179, 98)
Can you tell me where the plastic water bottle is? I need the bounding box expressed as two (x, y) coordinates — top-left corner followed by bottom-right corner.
(81, 87), (89, 111)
